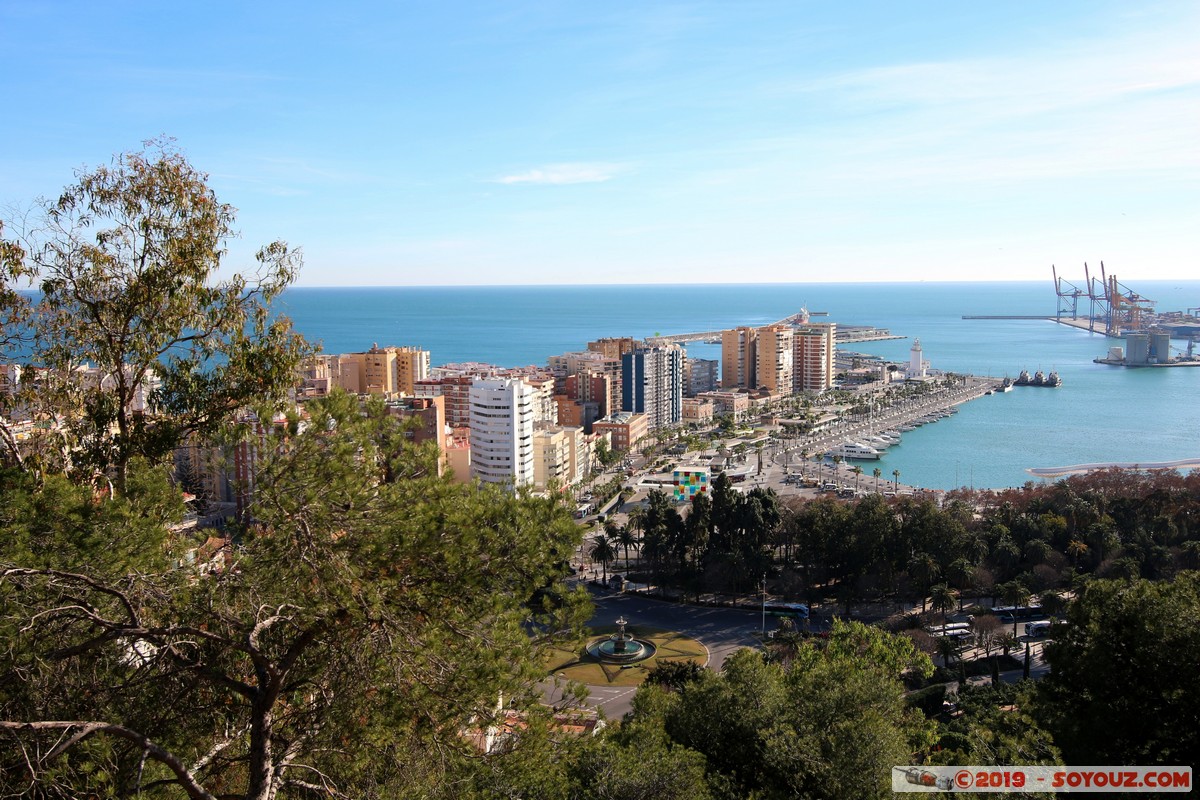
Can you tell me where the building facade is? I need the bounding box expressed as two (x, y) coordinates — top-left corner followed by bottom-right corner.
(621, 346), (683, 430)
(721, 326), (758, 389)
(468, 378), (535, 487)
(756, 325), (795, 397)
(793, 323), (836, 393)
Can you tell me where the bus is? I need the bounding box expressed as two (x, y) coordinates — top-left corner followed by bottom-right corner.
(928, 624), (972, 642)
(764, 602), (809, 620)
(990, 605), (1043, 621)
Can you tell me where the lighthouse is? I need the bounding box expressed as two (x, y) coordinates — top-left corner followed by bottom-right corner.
(909, 338), (927, 378)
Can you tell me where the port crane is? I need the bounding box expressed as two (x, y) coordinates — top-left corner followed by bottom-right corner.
(1098, 262), (1156, 336)
(1051, 265), (1086, 322)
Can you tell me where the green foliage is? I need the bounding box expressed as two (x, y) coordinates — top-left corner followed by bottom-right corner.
(1, 395), (587, 798)
(931, 682), (1060, 771)
(623, 621), (934, 800)
(1037, 572), (1200, 765)
(1, 140), (309, 484)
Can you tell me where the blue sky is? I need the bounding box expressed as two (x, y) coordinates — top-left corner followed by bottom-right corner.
(1, 1), (1197, 286)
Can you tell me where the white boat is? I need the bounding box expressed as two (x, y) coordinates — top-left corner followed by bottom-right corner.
(829, 441), (882, 460)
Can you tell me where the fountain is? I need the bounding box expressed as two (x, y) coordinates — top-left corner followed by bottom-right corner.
(586, 616), (656, 664)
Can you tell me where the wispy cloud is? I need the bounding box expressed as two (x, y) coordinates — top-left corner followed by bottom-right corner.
(492, 162), (626, 185)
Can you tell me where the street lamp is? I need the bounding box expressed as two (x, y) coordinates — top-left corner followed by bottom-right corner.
(761, 574), (767, 637)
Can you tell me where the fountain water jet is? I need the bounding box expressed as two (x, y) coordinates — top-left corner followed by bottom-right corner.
(586, 616), (656, 664)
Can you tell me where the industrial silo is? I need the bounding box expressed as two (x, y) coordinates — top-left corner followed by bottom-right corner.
(1124, 333), (1150, 365)
(1150, 332), (1172, 364)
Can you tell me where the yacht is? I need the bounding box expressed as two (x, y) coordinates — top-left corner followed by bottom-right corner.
(829, 441), (882, 460)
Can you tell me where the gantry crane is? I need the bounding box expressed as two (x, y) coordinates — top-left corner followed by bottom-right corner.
(1051, 265), (1085, 321)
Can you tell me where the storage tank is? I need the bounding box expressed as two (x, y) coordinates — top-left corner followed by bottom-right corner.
(1149, 332), (1172, 364)
(1124, 333), (1149, 365)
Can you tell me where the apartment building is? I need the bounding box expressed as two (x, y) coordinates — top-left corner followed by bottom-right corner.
(469, 378), (535, 488)
(386, 395), (447, 476)
(756, 325), (794, 397)
(721, 326), (757, 389)
(335, 345), (430, 396)
(533, 425), (587, 490)
(621, 346), (683, 430)
(415, 376), (473, 429)
(591, 411), (650, 453)
(687, 358), (718, 396)
(793, 323), (836, 393)
(587, 337), (639, 361)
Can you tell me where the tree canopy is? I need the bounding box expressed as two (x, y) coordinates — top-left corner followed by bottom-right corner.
(1, 393), (589, 799)
(0, 139), (308, 485)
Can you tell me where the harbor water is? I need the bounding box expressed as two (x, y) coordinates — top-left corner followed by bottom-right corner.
(276, 281), (1200, 491)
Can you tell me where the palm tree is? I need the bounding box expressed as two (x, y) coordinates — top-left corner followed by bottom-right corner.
(930, 583), (957, 619)
(873, 467), (882, 493)
(935, 634), (961, 670)
(626, 506), (646, 547)
(614, 524), (637, 569)
(851, 465), (862, 493)
(999, 580), (1031, 636)
(589, 535), (616, 585)
(908, 552), (940, 612)
(892, 468), (901, 492)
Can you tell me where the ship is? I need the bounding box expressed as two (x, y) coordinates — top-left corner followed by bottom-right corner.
(999, 377), (1014, 392)
(828, 441), (882, 460)
(1013, 369), (1061, 387)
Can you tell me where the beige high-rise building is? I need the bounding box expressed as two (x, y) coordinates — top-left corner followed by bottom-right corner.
(587, 337), (639, 361)
(392, 346), (431, 395)
(336, 345), (430, 396)
(721, 327), (757, 389)
(533, 425), (586, 490)
(525, 376), (559, 427)
(793, 323), (836, 393)
(755, 325), (794, 397)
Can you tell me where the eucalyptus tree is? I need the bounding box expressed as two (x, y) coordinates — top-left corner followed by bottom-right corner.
(1, 140), (308, 488)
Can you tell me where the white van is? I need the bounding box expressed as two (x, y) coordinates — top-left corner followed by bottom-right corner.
(1025, 620), (1051, 637)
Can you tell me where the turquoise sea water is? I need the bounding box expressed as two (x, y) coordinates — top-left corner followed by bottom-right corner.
(276, 281), (1200, 491)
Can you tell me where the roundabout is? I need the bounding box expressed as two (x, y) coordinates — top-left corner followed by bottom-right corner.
(545, 618), (707, 687)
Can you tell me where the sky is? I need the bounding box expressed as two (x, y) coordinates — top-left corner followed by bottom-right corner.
(1, 1), (1197, 286)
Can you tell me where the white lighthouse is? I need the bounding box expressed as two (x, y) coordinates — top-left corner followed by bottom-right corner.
(908, 338), (927, 379)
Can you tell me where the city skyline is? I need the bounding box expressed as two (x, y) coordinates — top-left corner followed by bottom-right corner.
(2, 2), (1197, 286)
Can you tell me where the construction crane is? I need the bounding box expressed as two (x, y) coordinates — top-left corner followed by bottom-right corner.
(1084, 262), (1110, 334)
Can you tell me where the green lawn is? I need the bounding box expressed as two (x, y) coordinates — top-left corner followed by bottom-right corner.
(545, 626), (708, 686)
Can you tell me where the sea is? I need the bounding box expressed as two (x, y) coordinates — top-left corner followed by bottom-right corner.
(275, 281), (1200, 492)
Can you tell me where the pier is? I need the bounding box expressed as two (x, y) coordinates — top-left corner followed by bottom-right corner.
(647, 315), (903, 347)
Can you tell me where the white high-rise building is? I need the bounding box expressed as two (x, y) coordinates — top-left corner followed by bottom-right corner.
(469, 378), (535, 487)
